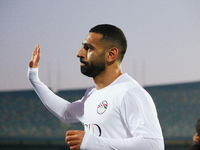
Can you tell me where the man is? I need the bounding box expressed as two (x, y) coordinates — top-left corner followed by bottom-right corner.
(28, 24), (164, 150)
(189, 119), (200, 150)
(193, 133), (200, 144)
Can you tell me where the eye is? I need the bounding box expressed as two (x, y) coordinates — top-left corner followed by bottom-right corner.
(84, 45), (90, 51)
(84, 44), (94, 51)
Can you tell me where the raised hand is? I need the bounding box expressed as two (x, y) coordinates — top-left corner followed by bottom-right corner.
(29, 44), (40, 68)
(65, 130), (85, 150)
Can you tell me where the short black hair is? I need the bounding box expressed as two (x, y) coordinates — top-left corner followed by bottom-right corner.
(196, 119), (200, 136)
(89, 24), (127, 62)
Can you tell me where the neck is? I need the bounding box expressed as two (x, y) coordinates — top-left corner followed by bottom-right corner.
(93, 66), (122, 90)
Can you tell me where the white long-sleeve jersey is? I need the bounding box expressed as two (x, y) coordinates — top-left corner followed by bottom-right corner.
(28, 67), (164, 150)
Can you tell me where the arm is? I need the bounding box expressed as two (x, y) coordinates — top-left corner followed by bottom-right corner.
(80, 133), (164, 150)
(28, 67), (74, 123)
(27, 45), (80, 123)
(65, 130), (163, 150)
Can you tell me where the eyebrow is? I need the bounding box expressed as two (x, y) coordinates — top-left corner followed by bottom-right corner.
(82, 42), (95, 49)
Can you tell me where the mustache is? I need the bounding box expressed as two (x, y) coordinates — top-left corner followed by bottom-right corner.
(80, 58), (89, 65)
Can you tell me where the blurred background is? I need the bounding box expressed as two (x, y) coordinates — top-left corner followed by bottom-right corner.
(0, 0), (200, 149)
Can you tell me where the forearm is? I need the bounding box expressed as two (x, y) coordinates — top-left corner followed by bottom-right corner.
(27, 67), (72, 123)
(80, 133), (164, 150)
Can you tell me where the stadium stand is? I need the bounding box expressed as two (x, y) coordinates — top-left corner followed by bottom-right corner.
(0, 81), (200, 149)
(0, 90), (78, 150)
(145, 82), (200, 141)
(0, 90), (70, 138)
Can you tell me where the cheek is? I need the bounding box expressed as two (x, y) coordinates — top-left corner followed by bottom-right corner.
(87, 51), (95, 61)
(87, 52), (91, 59)
(87, 50), (106, 63)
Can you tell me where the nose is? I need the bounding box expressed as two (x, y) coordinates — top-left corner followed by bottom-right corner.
(77, 47), (85, 58)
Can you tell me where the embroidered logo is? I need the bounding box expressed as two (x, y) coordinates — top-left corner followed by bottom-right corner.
(97, 100), (108, 114)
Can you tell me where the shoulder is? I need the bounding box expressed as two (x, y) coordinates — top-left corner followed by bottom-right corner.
(114, 73), (149, 97)
(113, 74), (139, 90)
(114, 74), (154, 107)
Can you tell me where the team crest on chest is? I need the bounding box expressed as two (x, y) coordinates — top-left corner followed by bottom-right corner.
(97, 100), (108, 114)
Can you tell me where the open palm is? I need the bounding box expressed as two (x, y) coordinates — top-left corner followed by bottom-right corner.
(29, 44), (40, 68)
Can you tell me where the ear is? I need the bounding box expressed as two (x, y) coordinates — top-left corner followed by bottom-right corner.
(106, 47), (118, 62)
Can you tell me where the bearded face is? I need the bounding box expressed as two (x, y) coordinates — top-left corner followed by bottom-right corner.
(77, 32), (108, 78)
(80, 54), (106, 78)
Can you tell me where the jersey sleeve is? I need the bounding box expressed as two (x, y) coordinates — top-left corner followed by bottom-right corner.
(27, 67), (83, 123)
(119, 87), (164, 139)
(80, 132), (164, 150)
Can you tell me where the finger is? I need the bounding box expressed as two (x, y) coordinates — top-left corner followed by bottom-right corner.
(70, 144), (80, 150)
(29, 50), (36, 68)
(31, 46), (37, 61)
(65, 134), (78, 142)
(67, 140), (81, 150)
(67, 140), (80, 146)
(65, 133), (74, 143)
(37, 44), (40, 55)
(66, 130), (79, 136)
(34, 45), (38, 55)
(36, 44), (40, 54)
(35, 45), (41, 62)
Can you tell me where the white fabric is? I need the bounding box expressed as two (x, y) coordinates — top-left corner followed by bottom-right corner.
(28, 67), (164, 150)
(81, 133), (164, 150)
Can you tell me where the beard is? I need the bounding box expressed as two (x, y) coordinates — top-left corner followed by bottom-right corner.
(80, 58), (105, 78)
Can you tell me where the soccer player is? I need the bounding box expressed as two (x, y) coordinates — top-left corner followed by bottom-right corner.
(28, 24), (164, 150)
(193, 133), (200, 144)
(189, 119), (200, 150)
